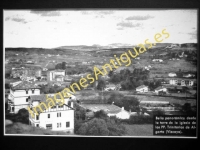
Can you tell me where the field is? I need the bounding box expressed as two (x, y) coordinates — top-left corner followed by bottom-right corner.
(131, 95), (196, 106)
(123, 124), (153, 136)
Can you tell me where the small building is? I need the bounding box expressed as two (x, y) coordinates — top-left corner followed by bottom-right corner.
(154, 86), (167, 94)
(47, 70), (65, 81)
(55, 75), (64, 82)
(168, 72), (177, 77)
(80, 104), (130, 119)
(183, 74), (195, 78)
(104, 84), (116, 91)
(152, 59), (163, 62)
(136, 85), (148, 93)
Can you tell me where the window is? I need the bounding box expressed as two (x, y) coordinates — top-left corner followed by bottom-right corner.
(46, 124), (52, 129)
(36, 115), (39, 120)
(36, 124), (39, 127)
(66, 122), (70, 127)
(48, 114), (50, 118)
(26, 90), (28, 94)
(32, 89), (35, 94)
(58, 105), (63, 108)
(57, 123), (61, 128)
(57, 112), (61, 117)
(26, 98), (28, 102)
(52, 105), (56, 109)
(68, 101), (71, 106)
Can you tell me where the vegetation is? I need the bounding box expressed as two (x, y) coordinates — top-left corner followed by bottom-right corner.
(5, 108), (29, 124)
(75, 110), (126, 136)
(6, 122), (71, 135)
(107, 92), (140, 112)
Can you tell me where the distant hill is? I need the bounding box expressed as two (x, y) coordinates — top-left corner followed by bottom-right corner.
(5, 43), (197, 55)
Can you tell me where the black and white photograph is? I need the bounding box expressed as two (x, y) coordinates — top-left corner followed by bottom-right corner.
(3, 9), (198, 137)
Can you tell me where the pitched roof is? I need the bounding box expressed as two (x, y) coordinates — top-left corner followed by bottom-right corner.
(11, 81), (41, 90)
(155, 86), (166, 91)
(81, 104), (122, 114)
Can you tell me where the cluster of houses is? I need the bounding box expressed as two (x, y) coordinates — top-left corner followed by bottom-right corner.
(7, 81), (75, 133)
(11, 67), (42, 80)
(136, 85), (167, 95)
(7, 80), (149, 133)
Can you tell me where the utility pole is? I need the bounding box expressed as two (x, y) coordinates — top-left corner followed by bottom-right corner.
(102, 87), (104, 101)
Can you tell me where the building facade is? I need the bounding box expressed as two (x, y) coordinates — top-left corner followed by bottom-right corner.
(47, 70), (65, 81)
(7, 81), (41, 113)
(169, 79), (194, 86)
(28, 93), (75, 133)
(136, 85), (148, 93)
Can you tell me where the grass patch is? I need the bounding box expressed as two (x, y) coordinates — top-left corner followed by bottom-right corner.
(6, 122), (72, 135)
(123, 124), (153, 136)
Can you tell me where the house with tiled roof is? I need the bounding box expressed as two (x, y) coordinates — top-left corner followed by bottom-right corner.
(7, 81), (41, 113)
(28, 93), (75, 133)
(80, 104), (130, 119)
(154, 86), (167, 94)
(136, 85), (148, 93)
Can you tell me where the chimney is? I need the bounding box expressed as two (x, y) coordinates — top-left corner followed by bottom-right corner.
(112, 101), (114, 105)
(121, 107), (124, 111)
(129, 109), (131, 113)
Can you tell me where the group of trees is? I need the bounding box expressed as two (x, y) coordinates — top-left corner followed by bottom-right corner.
(39, 84), (64, 94)
(55, 62), (66, 70)
(107, 68), (152, 90)
(6, 108), (29, 124)
(75, 110), (126, 136)
(107, 92), (140, 112)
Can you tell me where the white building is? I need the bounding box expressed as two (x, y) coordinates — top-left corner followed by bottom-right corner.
(81, 104), (130, 119)
(48, 70), (65, 81)
(28, 93), (75, 133)
(152, 59), (163, 62)
(169, 79), (194, 86)
(183, 74), (195, 78)
(169, 79), (178, 85)
(104, 84), (116, 91)
(7, 81), (41, 113)
(136, 85), (148, 93)
(168, 72), (177, 77)
(114, 107), (130, 119)
(154, 86), (167, 94)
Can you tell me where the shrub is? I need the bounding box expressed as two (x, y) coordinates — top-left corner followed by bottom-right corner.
(77, 118), (109, 136)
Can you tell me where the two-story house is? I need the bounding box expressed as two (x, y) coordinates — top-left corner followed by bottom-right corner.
(7, 81), (41, 113)
(28, 93), (75, 133)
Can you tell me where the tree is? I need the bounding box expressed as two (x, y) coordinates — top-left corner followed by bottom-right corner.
(61, 62), (66, 69)
(109, 73), (121, 84)
(55, 63), (62, 69)
(94, 110), (108, 119)
(181, 103), (196, 115)
(15, 108), (29, 124)
(97, 79), (106, 90)
(77, 118), (109, 136)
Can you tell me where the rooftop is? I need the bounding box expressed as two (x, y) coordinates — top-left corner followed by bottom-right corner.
(11, 81), (41, 90)
(155, 86), (166, 91)
(81, 104), (122, 114)
(29, 94), (74, 112)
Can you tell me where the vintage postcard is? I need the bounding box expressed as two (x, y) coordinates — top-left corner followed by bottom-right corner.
(4, 9), (197, 137)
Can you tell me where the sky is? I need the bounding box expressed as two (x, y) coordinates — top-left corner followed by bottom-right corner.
(4, 9), (198, 48)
